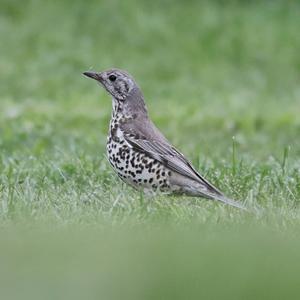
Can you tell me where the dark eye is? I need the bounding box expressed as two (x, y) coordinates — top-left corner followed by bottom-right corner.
(108, 74), (116, 82)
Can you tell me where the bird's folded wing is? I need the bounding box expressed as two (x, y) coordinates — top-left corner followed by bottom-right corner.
(123, 133), (223, 196)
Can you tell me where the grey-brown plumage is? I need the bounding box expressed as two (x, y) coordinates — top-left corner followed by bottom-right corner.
(83, 68), (245, 209)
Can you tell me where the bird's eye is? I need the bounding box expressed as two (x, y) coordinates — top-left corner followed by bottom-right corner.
(108, 74), (116, 82)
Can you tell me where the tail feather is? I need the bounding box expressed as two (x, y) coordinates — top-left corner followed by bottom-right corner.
(190, 189), (247, 210)
(169, 172), (247, 210)
(209, 194), (247, 210)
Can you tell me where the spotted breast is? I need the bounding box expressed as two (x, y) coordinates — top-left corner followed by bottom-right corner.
(106, 107), (171, 194)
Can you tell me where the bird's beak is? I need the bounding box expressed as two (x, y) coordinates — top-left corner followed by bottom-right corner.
(83, 71), (103, 82)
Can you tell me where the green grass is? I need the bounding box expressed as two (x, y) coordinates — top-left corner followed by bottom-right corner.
(1, 0), (300, 299)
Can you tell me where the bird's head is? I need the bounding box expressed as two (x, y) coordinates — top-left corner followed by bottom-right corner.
(83, 69), (136, 101)
(83, 68), (148, 116)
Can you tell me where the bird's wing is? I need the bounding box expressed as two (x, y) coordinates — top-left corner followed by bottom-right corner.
(121, 119), (223, 196)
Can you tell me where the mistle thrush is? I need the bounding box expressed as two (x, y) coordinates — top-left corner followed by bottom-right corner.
(83, 69), (245, 209)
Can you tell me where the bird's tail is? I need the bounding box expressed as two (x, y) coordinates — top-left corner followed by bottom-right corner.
(170, 176), (247, 210)
(194, 189), (247, 210)
(210, 194), (247, 210)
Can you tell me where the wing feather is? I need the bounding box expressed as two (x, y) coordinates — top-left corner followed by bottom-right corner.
(120, 118), (247, 209)
(123, 133), (223, 196)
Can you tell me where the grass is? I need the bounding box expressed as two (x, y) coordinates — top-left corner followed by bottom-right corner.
(1, 0), (300, 299)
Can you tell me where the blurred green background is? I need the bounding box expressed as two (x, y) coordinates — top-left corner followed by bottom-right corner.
(0, 0), (300, 299)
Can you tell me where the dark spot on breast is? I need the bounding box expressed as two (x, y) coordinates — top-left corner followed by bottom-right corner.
(130, 158), (135, 168)
(147, 162), (153, 169)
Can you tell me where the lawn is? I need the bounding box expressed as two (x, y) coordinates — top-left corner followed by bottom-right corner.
(0, 0), (300, 299)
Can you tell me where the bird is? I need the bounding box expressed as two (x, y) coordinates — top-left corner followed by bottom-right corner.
(83, 68), (245, 209)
